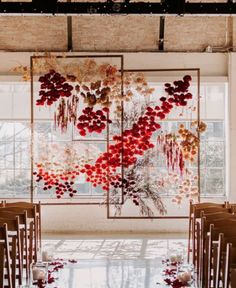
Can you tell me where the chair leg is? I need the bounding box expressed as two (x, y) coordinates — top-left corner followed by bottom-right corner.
(0, 244), (4, 288)
(20, 229), (25, 279)
(212, 244), (218, 288)
(11, 236), (17, 288)
(4, 228), (12, 288)
(188, 210), (192, 263)
(33, 222), (37, 262)
(17, 229), (22, 285)
(24, 216), (29, 281)
(207, 234), (212, 288)
(215, 234), (223, 288)
(224, 243), (232, 288)
(29, 222), (34, 266)
(196, 222), (200, 279)
(193, 216), (196, 267)
(39, 216), (42, 249)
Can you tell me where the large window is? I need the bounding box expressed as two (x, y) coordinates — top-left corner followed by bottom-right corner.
(200, 83), (227, 196)
(0, 80), (227, 200)
(0, 122), (31, 198)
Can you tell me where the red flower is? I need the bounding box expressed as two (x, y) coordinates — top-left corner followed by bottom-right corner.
(156, 112), (166, 120)
(160, 97), (166, 102)
(76, 107), (111, 135)
(36, 70), (73, 106)
(183, 75), (192, 82)
(79, 130), (86, 136)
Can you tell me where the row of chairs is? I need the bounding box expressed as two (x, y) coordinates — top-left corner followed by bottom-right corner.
(0, 201), (41, 288)
(188, 201), (236, 288)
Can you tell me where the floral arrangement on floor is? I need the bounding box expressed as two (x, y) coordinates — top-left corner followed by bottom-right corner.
(34, 259), (77, 288)
(158, 257), (193, 287)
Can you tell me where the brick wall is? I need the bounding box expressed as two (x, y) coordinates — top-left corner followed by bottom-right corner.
(0, 15), (234, 52)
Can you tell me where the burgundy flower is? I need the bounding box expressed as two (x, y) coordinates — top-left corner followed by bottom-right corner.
(36, 70), (73, 106)
(76, 107), (111, 136)
(183, 75), (192, 82)
(160, 97), (167, 102)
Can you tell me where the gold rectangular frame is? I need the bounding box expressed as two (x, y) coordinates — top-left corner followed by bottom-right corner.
(30, 54), (124, 205)
(107, 68), (201, 219)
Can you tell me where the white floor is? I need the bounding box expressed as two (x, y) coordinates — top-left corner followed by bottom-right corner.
(42, 233), (191, 288)
(43, 233), (188, 260)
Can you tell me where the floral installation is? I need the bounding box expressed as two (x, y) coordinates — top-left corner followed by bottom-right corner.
(17, 55), (204, 214)
(37, 70), (74, 106)
(34, 142), (95, 198)
(149, 170), (198, 206)
(76, 106), (111, 136)
(36, 62), (119, 132)
(178, 122), (204, 162)
(12, 52), (60, 81)
(81, 75), (194, 193)
(13, 55), (166, 131)
(158, 120), (206, 171)
(54, 95), (79, 132)
(32, 68), (202, 213)
(14, 55), (121, 131)
(173, 169), (199, 204)
(155, 119), (206, 205)
(123, 72), (155, 102)
(157, 133), (185, 174)
(106, 149), (167, 217)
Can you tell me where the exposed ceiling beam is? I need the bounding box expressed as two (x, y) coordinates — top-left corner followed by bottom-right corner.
(1, 2), (236, 15)
(67, 0), (73, 52)
(158, 0), (166, 51)
(158, 16), (165, 51)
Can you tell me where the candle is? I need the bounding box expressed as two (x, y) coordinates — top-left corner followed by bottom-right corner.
(170, 253), (182, 263)
(42, 251), (53, 262)
(177, 271), (192, 283)
(170, 255), (177, 263)
(42, 251), (48, 262)
(32, 267), (46, 281)
(176, 254), (182, 263)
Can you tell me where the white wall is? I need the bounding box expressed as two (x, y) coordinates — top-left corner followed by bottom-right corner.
(228, 54), (236, 202)
(0, 52), (232, 233)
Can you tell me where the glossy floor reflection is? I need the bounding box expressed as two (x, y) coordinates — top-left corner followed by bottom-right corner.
(48, 259), (166, 288)
(43, 235), (187, 260)
(42, 235), (191, 288)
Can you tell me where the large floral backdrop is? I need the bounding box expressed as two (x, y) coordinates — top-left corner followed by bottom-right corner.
(14, 55), (206, 217)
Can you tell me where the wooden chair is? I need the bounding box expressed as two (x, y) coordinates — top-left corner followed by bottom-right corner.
(215, 234), (236, 288)
(188, 201), (229, 263)
(0, 206), (38, 262)
(191, 205), (232, 269)
(223, 242), (236, 288)
(203, 221), (236, 288)
(199, 216), (236, 287)
(207, 224), (236, 288)
(2, 202), (42, 249)
(0, 224), (12, 288)
(188, 201), (230, 264)
(0, 208), (32, 281)
(0, 217), (22, 288)
(212, 226), (236, 287)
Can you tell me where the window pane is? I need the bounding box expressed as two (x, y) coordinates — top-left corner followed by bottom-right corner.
(0, 81), (227, 201)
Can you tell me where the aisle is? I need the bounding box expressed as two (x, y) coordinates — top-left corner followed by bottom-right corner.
(42, 234), (188, 260)
(41, 234), (195, 288)
(45, 259), (173, 288)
